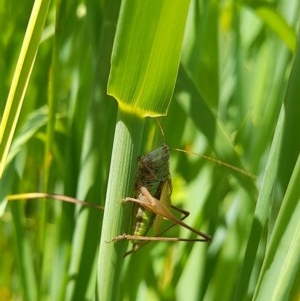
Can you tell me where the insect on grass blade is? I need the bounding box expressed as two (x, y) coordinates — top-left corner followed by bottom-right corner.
(109, 118), (257, 256)
(109, 143), (211, 256)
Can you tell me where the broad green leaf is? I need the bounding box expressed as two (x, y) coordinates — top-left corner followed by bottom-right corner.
(107, 0), (190, 117)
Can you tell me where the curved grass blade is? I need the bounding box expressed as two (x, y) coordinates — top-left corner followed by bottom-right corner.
(6, 193), (104, 210)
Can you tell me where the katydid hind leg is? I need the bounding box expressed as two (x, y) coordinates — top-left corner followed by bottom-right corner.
(109, 201), (210, 257)
(119, 233), (210, 257)
(121, 204), (190, 256)
(123, 187), (211, 241)
(118, 191), (211, 256)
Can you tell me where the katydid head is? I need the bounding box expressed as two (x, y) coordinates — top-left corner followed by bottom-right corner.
(137, 144), (170, 186)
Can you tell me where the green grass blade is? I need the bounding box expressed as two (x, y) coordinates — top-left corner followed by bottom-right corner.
(253, 153), (300, 301)
(247, 2), (297, 52)
(233, 31), (300, 297)
(64, 1), (120, 299)
(0, 0), (51, 178)
(107, 0), (190, 117)
(0, 107), (48, 215)
(10, 202), (38, 301)
(234, 104), (284, 300)
(5, 107), (49, 166)
(97, 110), (144, 301)
(176, 66), (257, 196)
(278, 32), (300, 191)
(252, 30), (300, 301)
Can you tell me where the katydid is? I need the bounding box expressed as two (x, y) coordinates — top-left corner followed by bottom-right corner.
(110, 143), (212, 256)
(110, 119), (256, 256)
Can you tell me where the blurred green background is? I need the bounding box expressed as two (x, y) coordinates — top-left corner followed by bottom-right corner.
(0, 0), (299, 300)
